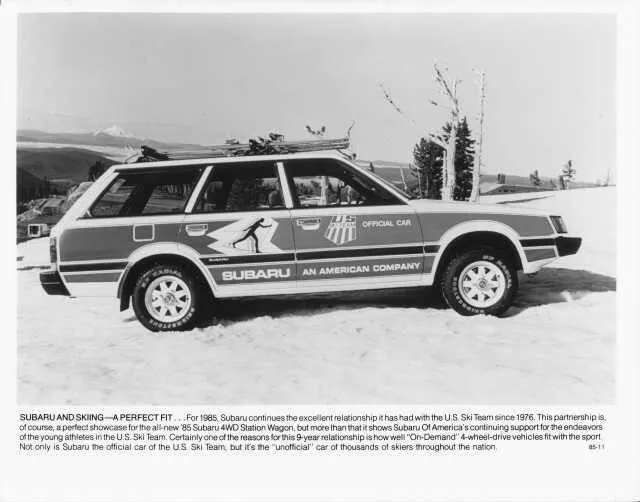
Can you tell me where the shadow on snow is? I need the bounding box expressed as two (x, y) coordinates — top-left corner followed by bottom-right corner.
(507, 267), (616, 316)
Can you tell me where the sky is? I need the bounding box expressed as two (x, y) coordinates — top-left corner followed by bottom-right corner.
(17, 13), (616, 181)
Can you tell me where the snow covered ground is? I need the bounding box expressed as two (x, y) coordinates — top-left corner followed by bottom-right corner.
(17, 187), (616, 405)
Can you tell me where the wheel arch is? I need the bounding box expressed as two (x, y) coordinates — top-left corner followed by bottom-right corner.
(117, 243), (216, 311)
(432, 221), (525, 283)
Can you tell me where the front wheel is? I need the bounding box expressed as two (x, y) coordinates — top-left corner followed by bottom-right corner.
(441, 249), (518, 316)
(132, 264), (201, 331)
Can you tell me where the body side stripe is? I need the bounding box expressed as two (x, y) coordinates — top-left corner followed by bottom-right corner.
(520, 237), (557, 247)
(201, 253), (295, 266)
(297, 245), (423, 261)
(64, 272), (121, 283)
(297, 253), (424, 264)
(59, 261), (128, 272)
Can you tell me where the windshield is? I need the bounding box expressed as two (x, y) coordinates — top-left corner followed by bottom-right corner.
(365, 169), (415, 200)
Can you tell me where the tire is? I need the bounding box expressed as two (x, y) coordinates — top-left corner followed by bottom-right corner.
(440, 248), (518, 316)
(132, 264), (201, 332)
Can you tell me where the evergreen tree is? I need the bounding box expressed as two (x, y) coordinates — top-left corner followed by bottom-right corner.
(561, 160), (576, 183)
(529, 170), (541, 186)
(88, 160), (106, 181)
(412, 117), (475, 201)
(558, 175), (566, 190)
(411, 137), (443, 199)
(441, 117), (475, 201)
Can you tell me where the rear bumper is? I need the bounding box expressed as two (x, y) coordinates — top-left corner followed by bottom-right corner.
(40, 270), (71, 296)
(556, 236), (582, 256)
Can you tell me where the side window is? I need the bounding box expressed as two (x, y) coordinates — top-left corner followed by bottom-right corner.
(90, 178), (134, 217)
(285, 159), (401, 209)
(89, 168), (202, 218)
(193, 161), (284, 213)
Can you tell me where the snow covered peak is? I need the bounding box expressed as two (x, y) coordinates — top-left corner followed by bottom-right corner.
(93, 125), (135, 138)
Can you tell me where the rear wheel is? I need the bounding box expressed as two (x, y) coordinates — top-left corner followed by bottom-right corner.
(441, 248), (518, 316)
(132, 264), (201, 331)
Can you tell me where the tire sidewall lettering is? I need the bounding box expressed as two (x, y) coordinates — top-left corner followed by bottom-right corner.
(442, 249), (517, 316)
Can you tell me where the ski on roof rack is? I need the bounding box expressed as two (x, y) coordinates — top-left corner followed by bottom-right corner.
(126, 137), (352, 163)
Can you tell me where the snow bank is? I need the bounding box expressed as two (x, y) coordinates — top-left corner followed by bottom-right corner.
(17, 237), (49, 270)
(17, 187), (616, 405)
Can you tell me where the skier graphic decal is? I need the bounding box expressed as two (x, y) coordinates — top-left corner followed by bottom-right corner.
(207, 217), (281, 255)
(232, 218), (272, 253)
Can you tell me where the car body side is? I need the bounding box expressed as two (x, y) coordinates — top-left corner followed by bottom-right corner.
(40, 152), (580, 306)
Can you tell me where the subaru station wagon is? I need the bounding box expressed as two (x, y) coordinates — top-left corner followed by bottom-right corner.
(40, 150), (581, 331)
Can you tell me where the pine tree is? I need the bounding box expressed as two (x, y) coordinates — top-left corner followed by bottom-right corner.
(88, 160), (106, 181)
(412, 117), (476, 200)
(529, 170), (541, 186)
(557, 160), (576, 190)
(411, 137), (444, 199)
(562, 160), (576, 183)
(442, 117), (475, 201)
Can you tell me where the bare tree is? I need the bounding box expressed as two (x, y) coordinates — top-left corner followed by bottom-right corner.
(469, 70), (485, 202)
(433, 63), (460, 201)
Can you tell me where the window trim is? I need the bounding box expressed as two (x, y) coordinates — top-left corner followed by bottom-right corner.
(276, 161), (294, 209)
(83, 167), (204, 219)
(190, 161), (288, 215)
(184, 165), (213, 213)
(283, 158), (407, 210)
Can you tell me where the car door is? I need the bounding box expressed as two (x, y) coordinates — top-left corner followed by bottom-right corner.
(178, 160), (297, 295)
(283, 158), (424, 289)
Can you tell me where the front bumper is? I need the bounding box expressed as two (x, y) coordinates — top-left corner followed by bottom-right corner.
(40, 270), (71, 296)
(556, 236), (582, 256)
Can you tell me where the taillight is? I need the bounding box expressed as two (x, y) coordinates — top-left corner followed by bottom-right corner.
(49, 237), (58, 269)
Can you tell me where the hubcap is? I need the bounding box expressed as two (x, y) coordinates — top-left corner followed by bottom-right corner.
(144, 275), (192, 323)
(458, 260), (506, 309)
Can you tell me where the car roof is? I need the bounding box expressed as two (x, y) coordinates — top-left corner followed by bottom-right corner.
(115, 150), (352, 171)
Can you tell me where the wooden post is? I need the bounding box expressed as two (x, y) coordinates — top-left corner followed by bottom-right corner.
(470, 70), (485, 202)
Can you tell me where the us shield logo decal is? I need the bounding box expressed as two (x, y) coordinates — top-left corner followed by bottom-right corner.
(324, 215), (357, 245)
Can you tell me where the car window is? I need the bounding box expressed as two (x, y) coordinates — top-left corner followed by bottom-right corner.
(193, 161), (284, 213)
(89, 168), (202, 218)
(284, 158), (402, 209)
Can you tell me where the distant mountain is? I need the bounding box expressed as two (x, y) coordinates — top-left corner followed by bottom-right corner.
(92, 125), (136, 138)
(17, 147), (117, 184)
(17, 129), (200, 150)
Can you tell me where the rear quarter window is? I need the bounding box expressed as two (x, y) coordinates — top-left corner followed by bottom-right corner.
(89, 168), (202, 218)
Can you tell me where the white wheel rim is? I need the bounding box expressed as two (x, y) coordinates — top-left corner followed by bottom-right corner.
(458, 260), (506, 309)
(144, 275), (192, 323)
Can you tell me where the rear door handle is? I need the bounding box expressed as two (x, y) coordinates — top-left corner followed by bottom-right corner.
(185, 223), (208, 237)
(296, 218), (321, 231)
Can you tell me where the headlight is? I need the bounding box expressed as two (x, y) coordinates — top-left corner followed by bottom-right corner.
(550, 215), (567, 234)
(49, 237), (58, 268)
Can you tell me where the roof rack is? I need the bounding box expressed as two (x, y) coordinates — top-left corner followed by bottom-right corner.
(126, 137), (352, 163)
